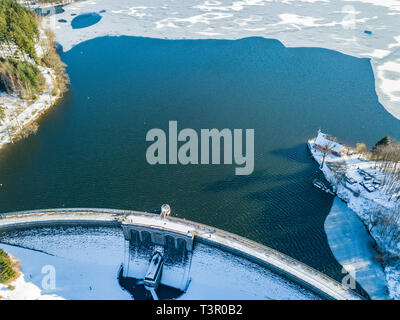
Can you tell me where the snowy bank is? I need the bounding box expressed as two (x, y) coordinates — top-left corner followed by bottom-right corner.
(325, 197), (389, 300)
(309, 132), (400, 299)
(0, 24), (61, 149)
(47, 0), (400, 120)
(0, 257), (63, 300)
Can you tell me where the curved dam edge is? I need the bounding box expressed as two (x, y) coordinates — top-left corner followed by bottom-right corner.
(0, 208), (362, 300)
(325, 197), (389, 300)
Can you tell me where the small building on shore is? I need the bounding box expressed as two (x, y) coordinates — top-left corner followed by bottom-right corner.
(314, 131), (344, 156)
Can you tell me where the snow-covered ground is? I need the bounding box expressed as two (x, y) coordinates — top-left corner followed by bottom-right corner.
(310, 140), (397, 217)
(0, 26), (60, 148)
(46, 0), (400, 120)
(0, 68), (58, 145)
(0, 266), (63, 300)
(309, 134), (400, 299)
(0, 225), (320, 299)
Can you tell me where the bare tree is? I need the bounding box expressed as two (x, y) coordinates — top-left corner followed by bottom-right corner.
(14, 121), (38, 142)
(320, 140), (335, 169)
(368, 211), (380, 233)
(355, 143), (367, 159)
(328, 161), (347, 184)
(9, 105), (25, 130)
(0, 104), (14, 143)
(4, 122), (16, 143)
(0, 104), (5, 123)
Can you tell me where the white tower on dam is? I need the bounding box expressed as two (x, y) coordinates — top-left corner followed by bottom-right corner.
(121, 204), (194, 251)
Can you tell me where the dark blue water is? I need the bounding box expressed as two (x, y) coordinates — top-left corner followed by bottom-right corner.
(71, 13), (102, 29)
(0, 37), (399, 280)
(35, 5), (64, 16)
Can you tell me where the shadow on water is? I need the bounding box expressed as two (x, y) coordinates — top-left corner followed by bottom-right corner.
(203, 165), (370, 298)
(119, 238), (188, 300)
(118, 268), (184, 300)
(202, 164), (337, 270)
(270, 143), (316, 165)
(0, 36), (398, 284)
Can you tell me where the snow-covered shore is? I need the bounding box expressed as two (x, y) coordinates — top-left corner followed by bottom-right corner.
(0, 24), (61, 149)
(0, 257), (63, 300)
(325, 197), (389, 300)
(0, 68), (59, 147)
(48, 0), (400, 120)
(308, 134), (400, 299)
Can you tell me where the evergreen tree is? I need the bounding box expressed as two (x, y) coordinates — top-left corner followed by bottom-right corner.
(372, 136), (391, 153)
(0, 0), (39, 61)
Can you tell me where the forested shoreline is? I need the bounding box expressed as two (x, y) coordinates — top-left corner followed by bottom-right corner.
(0, 0), (42, 99)
(0, 0), (68, 144)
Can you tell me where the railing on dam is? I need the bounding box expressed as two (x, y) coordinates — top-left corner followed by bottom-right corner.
(0, 208), (132, 218)
(0, 208), (364, 300)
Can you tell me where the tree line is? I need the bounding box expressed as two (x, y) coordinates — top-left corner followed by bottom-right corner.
(0, 0), (39, 62)
(361, 136), (400, 259)
(0, 0), (69, 143)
